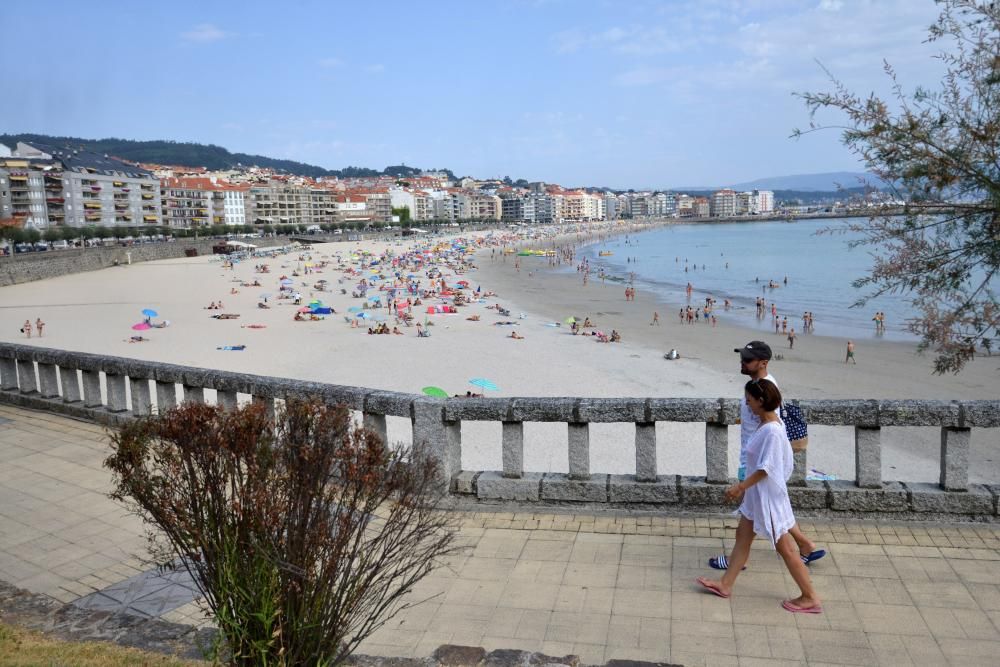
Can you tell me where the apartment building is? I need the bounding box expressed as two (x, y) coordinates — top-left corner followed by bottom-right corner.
(500, 192), (524, 222)
(390, 187), (433, 221)
(755, 189), (774, 213)
(603, 193), (620, 220)
(306, 187), (337, 226)
(220, 183), (250, 225)
(710, 189), (738, 217)
(0, 158), (49, 229)
(455, 191), (501, 220)
(693, 197), (710, 217)
(648, 192), (677, 217)
(7, 142), (161, 229)
(361, 190), (392, 223)
(245, 181), (341, 227)
(335, 194), (370, 223)
(676, 194), (694, 217)
(161, 178), (218, 228)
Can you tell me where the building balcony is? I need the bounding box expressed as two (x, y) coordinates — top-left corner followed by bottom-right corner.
(83, 202), (102, 210)
(46, 197), (65, 204)
(142, 194), (154, 200)
(143, 215), (158, 222)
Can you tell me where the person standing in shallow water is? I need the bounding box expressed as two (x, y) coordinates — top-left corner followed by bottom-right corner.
(698, 378), (823, 614)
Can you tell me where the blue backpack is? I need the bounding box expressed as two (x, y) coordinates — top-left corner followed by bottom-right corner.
(780, 403), (808, 449)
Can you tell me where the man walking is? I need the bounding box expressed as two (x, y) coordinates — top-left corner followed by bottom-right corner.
(708, 340), (825, 571)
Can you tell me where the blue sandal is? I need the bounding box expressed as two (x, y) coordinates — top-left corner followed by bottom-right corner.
(801, 549), (826, 565)
(708, 554), (746, 571)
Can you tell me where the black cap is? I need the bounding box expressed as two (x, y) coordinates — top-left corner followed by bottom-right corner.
(734, 340), (772, 361)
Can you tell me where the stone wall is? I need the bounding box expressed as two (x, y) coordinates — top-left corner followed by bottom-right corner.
(0, 238), (290, 287)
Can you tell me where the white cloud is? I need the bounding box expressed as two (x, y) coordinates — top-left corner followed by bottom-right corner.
(180, 23), (229, 43)
(819, 0), (844, 11)
(318, 57), (344, 69)
(365, 64), (386, 74)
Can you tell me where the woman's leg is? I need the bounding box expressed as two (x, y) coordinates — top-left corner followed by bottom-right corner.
(775, 532), (821, 608)
(699, 516), (755, 596)
(721, 517), (755, 588)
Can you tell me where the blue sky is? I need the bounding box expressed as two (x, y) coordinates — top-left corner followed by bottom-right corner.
(1, 0), (944, 189)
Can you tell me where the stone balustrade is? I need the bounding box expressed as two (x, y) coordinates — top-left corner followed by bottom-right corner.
(2, 343), (998, 517)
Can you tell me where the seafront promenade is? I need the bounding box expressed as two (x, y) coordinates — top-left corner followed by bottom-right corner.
(2, 404), (1000, 666)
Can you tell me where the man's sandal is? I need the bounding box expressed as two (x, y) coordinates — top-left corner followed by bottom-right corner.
(707, 554), (746, 571)
(709, 549), (826, 570)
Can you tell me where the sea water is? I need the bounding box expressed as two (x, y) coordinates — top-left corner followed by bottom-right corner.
(578, 217), (922, 342)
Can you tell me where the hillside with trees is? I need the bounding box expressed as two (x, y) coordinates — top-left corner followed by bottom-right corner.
(0, 133), (456, 181)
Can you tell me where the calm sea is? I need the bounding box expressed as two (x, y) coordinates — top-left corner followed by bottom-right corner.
(576, 217), (920, 342)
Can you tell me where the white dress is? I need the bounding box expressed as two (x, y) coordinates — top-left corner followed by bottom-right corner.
(737, 421), (795, 548)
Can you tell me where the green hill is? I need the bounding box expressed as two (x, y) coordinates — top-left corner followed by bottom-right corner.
(0, 133), (455, 181)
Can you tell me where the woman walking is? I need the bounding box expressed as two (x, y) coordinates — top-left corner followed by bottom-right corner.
(696, 379), (822, 613)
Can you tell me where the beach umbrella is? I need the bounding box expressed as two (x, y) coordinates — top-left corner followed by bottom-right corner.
(298, 307), (312, 313)
(422, 386), (448, 398)
(564, 317), (577, 324)
(141, 308), (158, 318)
(356, 312), (371, 319)
(347, 306), (363, 313)
(280, 278), (293, 286)
(132, 322), (151, 331)
(469, 378), (499, 392)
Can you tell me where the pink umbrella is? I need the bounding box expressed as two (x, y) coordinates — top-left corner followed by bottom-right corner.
(298, 306), (312, 313)
(132, 322), (151, 331)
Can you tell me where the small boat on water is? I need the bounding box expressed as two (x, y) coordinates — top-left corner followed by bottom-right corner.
(598, 251), (613, 256)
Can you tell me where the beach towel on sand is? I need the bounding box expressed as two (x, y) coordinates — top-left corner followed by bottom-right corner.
(217, 345), (246, 351)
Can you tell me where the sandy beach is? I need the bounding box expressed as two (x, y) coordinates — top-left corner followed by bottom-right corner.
(1, 224), (998, 484)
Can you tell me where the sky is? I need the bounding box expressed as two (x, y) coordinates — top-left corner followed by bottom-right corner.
(0, 0), (947, 189)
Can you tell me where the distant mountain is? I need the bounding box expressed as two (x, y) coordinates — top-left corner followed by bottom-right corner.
(728, 172), (882, 192)
(0, 133), (457, 182)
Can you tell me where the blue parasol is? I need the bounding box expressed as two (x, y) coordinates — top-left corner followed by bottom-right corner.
(142, 309), (158, 318)
(469, 378), (499, 392)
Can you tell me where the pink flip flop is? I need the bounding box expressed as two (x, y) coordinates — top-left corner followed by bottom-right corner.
(782, 599), (823, 614)
(696, 577), (730, 599)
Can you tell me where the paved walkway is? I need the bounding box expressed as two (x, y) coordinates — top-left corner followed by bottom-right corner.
(2, 403), (1000, 665)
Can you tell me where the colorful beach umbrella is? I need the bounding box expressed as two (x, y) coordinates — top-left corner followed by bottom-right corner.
(422, 386), (448, 398)
(142, 309), (158, 318)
